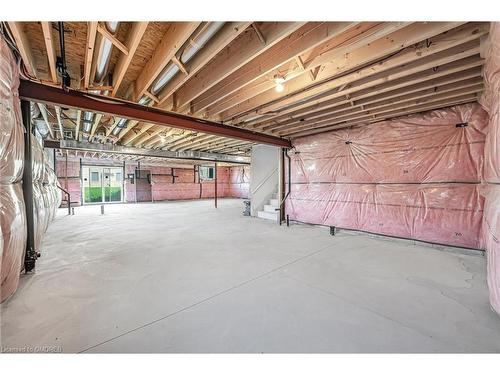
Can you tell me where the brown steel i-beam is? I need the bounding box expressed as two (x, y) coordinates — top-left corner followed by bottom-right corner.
(19, 80), (291, 148)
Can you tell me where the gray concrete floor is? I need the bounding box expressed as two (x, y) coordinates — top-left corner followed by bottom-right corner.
(1, 198), (499, 353)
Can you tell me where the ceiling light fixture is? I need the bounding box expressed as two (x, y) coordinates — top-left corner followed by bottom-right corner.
(274, 75), (285, 93)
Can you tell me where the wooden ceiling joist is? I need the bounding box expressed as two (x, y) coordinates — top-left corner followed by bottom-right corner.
(111, 22), (149, 97)
(258, 65), (483, 131)
(40, 22), (58, 83)
(8, 21), (491, 153)
(114, 119), (139, 143)
(37, 103), (55, 139)
(121, 123), (155, 146)
(235, 24), (487, 129)
(169, 134), (215, 151)
(8, 22), (55, 138)
(96, 23), (129, 55)
(288, 94), (479, 138)
(133, 127), (165, 147)
(276, 83), (483, 136)
(271, 44), (483, 133)
(174, 22), (306, 109)
(196, 22), (410, 117)
(132, 22), (201, 101)
(89, 113), (103, 140)
(55, 106), (64, 138)
(75, 110), (82, 141)
(7, 22), (37, 76)
(156, 22), (252, 105)
(84, 22), (98, 89)
(223, 22), (479, 124)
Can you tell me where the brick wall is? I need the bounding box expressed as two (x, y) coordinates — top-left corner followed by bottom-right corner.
(55, 157), (250, 205)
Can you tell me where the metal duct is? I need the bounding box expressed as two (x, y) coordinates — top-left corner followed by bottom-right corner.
(150, 22), (224, 95)
(111, 96), (150, 136)
(94, 21), (119, 84)
(83, 22), (120, 137)
(82, 112), (93, 133)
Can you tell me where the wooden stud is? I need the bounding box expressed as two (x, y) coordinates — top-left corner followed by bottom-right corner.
(156, 22), (253, 105)
(55, 106), (64, 139)
(219, 22), (474, 122)
(263, 68), (483, 132)
(132, 22), (201, 101)
(84, 22), (98, 89)
(252, 23), (266, 45)
(255, 58), (483, 130)
(75, 110), (82, 141)
(111, 22), (149, 97)
(171, 55), (189, 76)
(96, 23), (129, 55)
(41, 22), (58, 83)
(89, 113), (103, 140)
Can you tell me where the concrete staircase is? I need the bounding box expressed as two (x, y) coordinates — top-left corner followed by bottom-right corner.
(257, 192), (279, 221)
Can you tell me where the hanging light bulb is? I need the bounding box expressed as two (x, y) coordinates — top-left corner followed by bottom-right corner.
(274, 75), (285, 93)
(159, 132), (168, 144)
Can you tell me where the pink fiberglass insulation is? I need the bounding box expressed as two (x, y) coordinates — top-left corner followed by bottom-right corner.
(479, 22), (500, 313)
(482, 184), (500, 313)
(287, 102), (488, 249)
(0, 37), (23, 185)
(0, 183), (27, 303)
(0, 37), (26, 303)
(56, 159), (82, 205)
(228, 166), (250, 198)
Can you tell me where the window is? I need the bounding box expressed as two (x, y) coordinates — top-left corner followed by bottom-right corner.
(199, 166), (215, 180)
(91, 171), (100, 182)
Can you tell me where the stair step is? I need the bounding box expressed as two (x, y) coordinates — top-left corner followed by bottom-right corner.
(264, 204), (279, 213)
(257, 210), (278, 221)
(269, 198), (279, 206)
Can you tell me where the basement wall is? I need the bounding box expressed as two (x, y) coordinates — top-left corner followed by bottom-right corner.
(250, 145), (280, 216)
(286, 102), (488, 250)
(56, 158), (250, 205)
(1, 37), (61, 303)
(480, 22), (500, 314)
(1, 36), (26, 303)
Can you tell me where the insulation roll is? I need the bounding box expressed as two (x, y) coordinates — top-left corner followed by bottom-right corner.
(31, 134), (45, 182)
(0, 183), (27, 303)
(480, 22), (500, 314)
(0, 37), (24, 184)
(32, 182), (47, 251)
(287, 102), (488, 249)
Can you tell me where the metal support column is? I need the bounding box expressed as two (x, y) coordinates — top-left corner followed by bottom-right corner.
(65, 151), (68, 191)
(21, 100), (37, 272)
(214, 162), (218, 208)
(279, 148), (285, 224)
